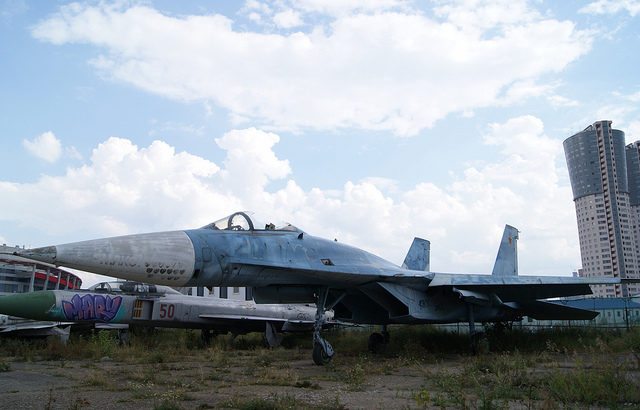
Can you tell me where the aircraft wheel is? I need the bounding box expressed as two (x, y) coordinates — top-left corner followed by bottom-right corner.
(312, 341), (333, 365)
(368, 332), (385, 353)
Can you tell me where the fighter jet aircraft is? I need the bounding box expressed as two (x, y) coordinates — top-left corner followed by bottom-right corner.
(0, 280), (333, 347)
(14, 211), (624, 365)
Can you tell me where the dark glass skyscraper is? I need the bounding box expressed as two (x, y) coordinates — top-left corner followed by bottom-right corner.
(564, 120), (639, 297)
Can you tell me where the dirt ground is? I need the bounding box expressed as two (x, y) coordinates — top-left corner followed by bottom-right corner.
(0, 351), (428, 409)
(1, 346), (639, 409)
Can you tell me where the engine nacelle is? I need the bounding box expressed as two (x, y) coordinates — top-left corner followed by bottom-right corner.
(253, 285), (317, 304)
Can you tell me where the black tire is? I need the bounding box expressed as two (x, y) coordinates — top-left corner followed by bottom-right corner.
(312, 342), (332, 365)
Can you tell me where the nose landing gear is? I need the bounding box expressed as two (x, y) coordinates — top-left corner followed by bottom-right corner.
(311, 287), (346, 365)
(312, 333), (334, 365)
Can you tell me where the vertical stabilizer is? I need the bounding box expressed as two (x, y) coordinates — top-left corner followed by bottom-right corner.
(402, 238), (430, 271)
(492, 225), (519, 276)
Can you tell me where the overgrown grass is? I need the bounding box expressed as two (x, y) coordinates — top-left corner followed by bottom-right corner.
(2, 325), (640, 361)
(2, 325), (640, 408)
(220, 392), (345, 409)
(408, 327), (640, 408)
(547, 360), (640, 407)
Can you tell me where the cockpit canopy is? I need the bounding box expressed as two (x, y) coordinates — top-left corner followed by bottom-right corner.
(88, 281), (182, 295)
(200, 211), (300, 233)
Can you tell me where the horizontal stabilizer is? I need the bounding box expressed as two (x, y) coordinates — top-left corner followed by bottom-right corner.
(402, 237), (430, 271)
(427, 273), (611, 300)
(507, 300), (598, 320)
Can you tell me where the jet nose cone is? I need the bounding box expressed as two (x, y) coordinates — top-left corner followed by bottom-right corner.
(0, 291), (57, 321)
(16, 231), (198, 286)
(14, 246), (58, 265)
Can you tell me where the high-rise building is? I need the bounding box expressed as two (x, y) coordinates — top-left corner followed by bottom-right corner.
(564, 120), (640, 297)
(625, 141), (640, 267)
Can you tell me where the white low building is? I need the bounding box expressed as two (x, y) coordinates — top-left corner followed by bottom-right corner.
(0, 244), (82, 295)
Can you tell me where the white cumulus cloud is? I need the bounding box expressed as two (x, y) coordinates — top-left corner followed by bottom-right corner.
(22, 131), (62, 163)
(580, 0), (640, 16)
(31, 2), (592, 136)
(273, 10), (303, 28)
(0, 117), (580, 280)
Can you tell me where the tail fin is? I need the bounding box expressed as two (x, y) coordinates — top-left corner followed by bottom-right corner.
(402, 238), (430, 271)
(492, 225), (518, 276)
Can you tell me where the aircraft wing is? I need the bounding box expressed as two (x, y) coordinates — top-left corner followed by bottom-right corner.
(94, 323), (129, 330)
(504, 300), (599, 320)
(426, 273), (622, 301)
(0, 322), (60, 332)
(199, 314), (294, 322)
(236, 257), (620, 302)
(0, 319), (72, 340)
(225, 255), (423, 286)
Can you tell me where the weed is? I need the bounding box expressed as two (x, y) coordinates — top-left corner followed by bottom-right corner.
(44, 387), (55, 410)
(0, 359), (10, 372)
(254, 368), (295, 386)
(79, 370), (113, 389)
(467, 351), (534, 400)
(127, 366), (161, 384)
(89, 330), (118, 358)
(547, 360), (640, 407)
(414, 388), (430, 408)
(151, 352), (165, 363)
(66, 396), (90, 409)
(255, 349), (275, 367)
(205, 368), (225, 381)
(431, 393), (448, 407)
(478, 390), (503, 410)
(344, 359), (366, 391)
(294, 379), (321, 389)
(221, 392), (335, 409)
(42, 337), (67, 360)
(4, 326), (640, 409)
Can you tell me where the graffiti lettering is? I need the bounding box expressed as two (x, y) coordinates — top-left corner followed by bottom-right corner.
(62, 294), (123, 322)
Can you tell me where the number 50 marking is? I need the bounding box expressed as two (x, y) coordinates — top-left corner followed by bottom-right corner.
(159, 303), (175, 319)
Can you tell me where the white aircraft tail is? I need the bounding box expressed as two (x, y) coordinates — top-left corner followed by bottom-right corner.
(492, 225), (518, 276)
(402, 238), (430, 271)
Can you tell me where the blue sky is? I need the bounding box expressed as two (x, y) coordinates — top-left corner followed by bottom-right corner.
(1, 0), (640, 286)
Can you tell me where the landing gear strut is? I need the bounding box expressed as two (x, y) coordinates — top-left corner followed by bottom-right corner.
(312, 287), (334, 365)
(368, 324), (390, 353)
(201, 329), (212, 346)
(467, 304), (485, 354)
(265, 322), (284, 348)
(311, 287), (346, 365)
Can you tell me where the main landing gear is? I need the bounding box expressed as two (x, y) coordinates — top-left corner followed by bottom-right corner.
(467, 304), (488, 354)
(368, 325), (390, 353)
(312, 287), (345, 365)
